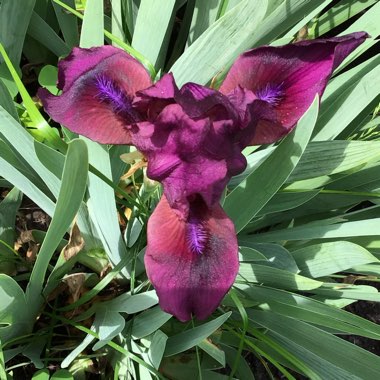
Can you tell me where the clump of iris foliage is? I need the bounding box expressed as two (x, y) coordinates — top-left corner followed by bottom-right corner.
(1, 0), (380, 379)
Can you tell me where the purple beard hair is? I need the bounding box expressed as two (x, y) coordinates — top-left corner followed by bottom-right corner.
(94, 74), (139, 123)
(256, 82), (284, 106)
(186, 215), (209, 254)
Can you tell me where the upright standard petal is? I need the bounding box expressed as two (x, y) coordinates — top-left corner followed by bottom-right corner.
(132, 85), (246, 215)
(38, 46), (152, 144)
(132, 80), (247, 215)
(220, 32), (368, 145)
(145, 195), (239, 322)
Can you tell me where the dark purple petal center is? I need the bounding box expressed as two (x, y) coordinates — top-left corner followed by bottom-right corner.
(255, 82), (284, 105)
(95, 74), (138, 122)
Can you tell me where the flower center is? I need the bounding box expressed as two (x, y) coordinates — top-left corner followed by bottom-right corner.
(186, 215), (208, 255)
(95, 74), (138, 122)
(256, 83), (284, 106)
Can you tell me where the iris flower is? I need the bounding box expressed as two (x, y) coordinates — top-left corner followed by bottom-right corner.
(39, 32), (367, 322)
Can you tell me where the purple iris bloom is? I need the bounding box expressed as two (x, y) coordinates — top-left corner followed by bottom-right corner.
(39, 32), (367, 322)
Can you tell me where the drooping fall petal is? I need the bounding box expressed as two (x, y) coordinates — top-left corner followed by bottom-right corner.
(145, 195), (239, 322)
(220, 32), (368, 145)
(38, 46), (152, 144)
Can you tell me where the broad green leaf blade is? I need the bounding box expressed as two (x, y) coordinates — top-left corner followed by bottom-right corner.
(251, 310), (380, 379)
(186, 0), (221, 46)
(106, 290), (158, 313)
(0, 78), (18, 120)
(287, 141), (380, 183)
(0, 0), (35, 65)
(0, 45), (67, 151)
(240, 284), (380, 339)
(240, 243), (299, 273)
(80, 0), (104, 48)
(52, 0), (79, 48)
(0, 147), (55, 216)
(131, 306), (172, 339)
(238, 264), (322, 291)
(198, 339), (226, 366)
(336, 2), (380, 71)
(171, 0), (328, 86)
(92, 308), (125, 351)
(314, 63), (380, 141)
(0, 106), (61, 200)
(0, 274), (29, 343)
(257, 190), (319, 216)
(292, 241), (378, 278)
(149, 330), (168, 369)
(83, 139), (131, 277)
(27, 11), (70, 57)
(247, 218), (380, 243)
(132, 0), (176, 68)
(225, 97), (319, 232)
(171, 0), (267, 85)
(0, 187), (22, 245)
(111, 0), (125, 42)
(165, 312), (231, 356)
(26, 139), (89, 313)
(315, 0), (377, 37)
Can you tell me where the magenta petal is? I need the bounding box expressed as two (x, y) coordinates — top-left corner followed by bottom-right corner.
(39, 46), (152, 144)
(145, 196), (239, 321)
(132, 103), (246, 214)
(220, 32), (368, 145)
(134, 73), (178, 119)
(177, 82), (238, 121)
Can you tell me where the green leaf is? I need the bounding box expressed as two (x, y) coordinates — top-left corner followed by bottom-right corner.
(31, 369), (50, 380)
(238, 263), (322, 291)
(106, 290), (158, 313)
(79, 0), (104, 48)
(172, 0), (328, 86)
(0, 78), (18, 121)
(0, 45), (66, 151)
(257, 190), (319, 216)
(171, 0), (267, 85)
(0, 187), (22, 246)
(132, 0), (176, 69)
(111, 0), (125, 42)
(26, 139), (88, 315)
(149, 330), (168, 369)
(51, 369), (74, 379)
(81, 139), (131, 277)
(131, 306), (172, 339)
(247, 218), (380, 243)
(165, 312), (231, 356)
(52, 0), (79, 48)
(287, 140), (380, 183)
(240, 284), (380, 339)
(0, 0), (35, 65)
(240, 242), (299, 273)
(0, 274), (29, 343)
(92, 308), (125, 351)
(314, 63), (380, 141)
(38, 65), (59, 94)
(0, 142), (55, 217)
(251, 310), (380, 379)
(315, 0), (377, 37)
(292, 241), (378, 278)
(225, 96), (319, 232)
(27, 11), (70, 57)
(186, 0), (221, 46)
(198, 339), (226, 366)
